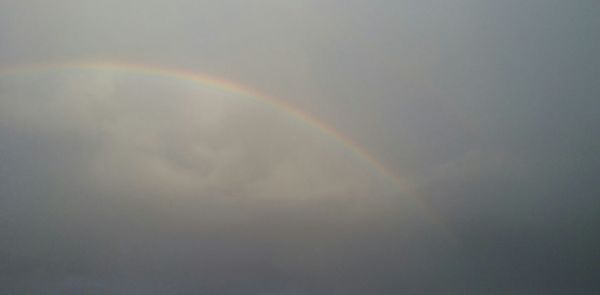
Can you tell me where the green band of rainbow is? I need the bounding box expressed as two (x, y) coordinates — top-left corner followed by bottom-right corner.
(0, 60), (455, 242)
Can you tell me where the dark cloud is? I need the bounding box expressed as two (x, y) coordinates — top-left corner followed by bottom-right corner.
(0, 0), (599, 294)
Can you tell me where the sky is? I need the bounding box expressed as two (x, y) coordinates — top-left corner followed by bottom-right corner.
(0, 0), (599, 294)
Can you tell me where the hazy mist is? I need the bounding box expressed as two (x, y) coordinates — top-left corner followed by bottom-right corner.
(0, 1), (598, 294)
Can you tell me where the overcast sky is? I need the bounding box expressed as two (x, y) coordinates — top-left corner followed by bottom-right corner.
(0, 1), (599, 294)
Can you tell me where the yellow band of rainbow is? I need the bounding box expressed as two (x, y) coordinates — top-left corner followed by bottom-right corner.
(0, 60), (456, 242)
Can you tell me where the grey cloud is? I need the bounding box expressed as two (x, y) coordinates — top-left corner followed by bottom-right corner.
(1, 0), (599, 294)
(0, 67), (440, 294)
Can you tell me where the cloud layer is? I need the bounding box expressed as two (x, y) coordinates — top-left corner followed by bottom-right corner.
(0, 68), (443, 294)
(0, 0), (599, 294)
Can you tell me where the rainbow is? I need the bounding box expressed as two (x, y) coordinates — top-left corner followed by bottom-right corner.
(0, 60), (455, 242)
